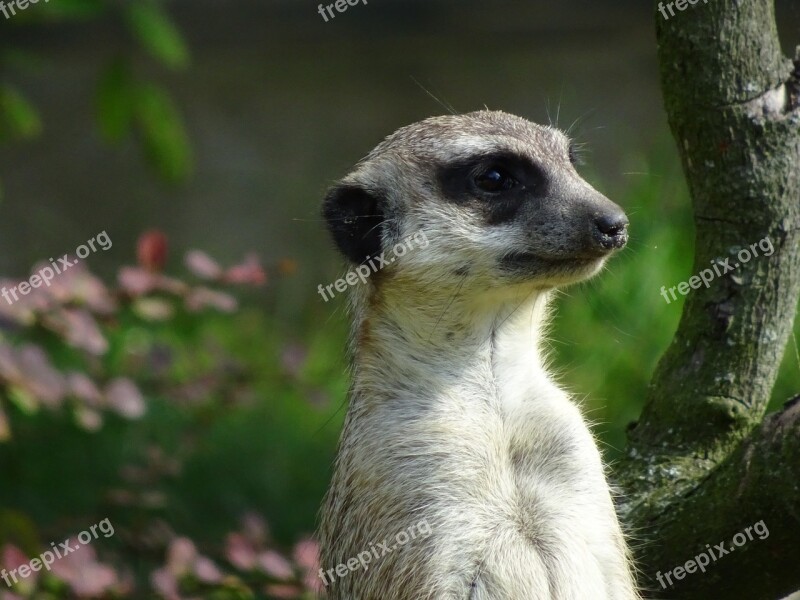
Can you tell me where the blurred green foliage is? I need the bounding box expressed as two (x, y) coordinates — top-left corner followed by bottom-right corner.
(0, 244), (332, 597)
(0, 0), (192, 185)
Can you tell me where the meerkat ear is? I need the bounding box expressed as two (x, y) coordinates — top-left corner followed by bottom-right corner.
(322, 183), (385, 264)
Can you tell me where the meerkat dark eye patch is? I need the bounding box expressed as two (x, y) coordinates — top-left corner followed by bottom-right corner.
(322, 184), (385, 265)
(438, 151), (547, 200)
(437, 151), (548, 225)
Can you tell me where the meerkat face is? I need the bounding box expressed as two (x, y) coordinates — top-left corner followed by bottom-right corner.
(323, 110), (627, 295)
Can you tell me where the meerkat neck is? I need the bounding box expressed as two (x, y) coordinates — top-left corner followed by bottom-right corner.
(351, 286), (555, 407)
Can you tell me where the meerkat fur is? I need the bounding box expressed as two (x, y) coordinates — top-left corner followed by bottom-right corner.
(319, 110), (640, 600)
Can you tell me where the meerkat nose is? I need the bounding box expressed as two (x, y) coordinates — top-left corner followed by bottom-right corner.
(593, 212), (629, 250)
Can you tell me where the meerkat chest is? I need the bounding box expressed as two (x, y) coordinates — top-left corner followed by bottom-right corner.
(334, 358), (626, 599)
(351, 377), (617, 592)
(367, 369), (607, 507)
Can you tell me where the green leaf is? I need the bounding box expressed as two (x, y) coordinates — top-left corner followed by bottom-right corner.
(0, 86), (42, 141)
(35, 0), (107, 21)
(125, 1), (190, 70)
(0, 403), (9, 441)
(96, 59), (136, 142)
(135, 82), (192, 183)
(0, 49), (47, 72)
(0, 509), (40, 549)
(7, 385), (38, 415)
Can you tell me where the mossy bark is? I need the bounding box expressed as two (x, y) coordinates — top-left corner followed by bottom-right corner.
(617, 2), (800, 598)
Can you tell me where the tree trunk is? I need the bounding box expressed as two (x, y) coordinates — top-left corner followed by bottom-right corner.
(617, 1), (800, 598)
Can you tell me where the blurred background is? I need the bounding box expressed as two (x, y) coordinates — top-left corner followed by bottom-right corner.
(0, 0), (798, 597)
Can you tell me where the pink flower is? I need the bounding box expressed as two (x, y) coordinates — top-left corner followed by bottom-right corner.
(138, 230), (169, 272)
(105, 378), (146, 419)
(50, 538), (122, 598)
(223, 254), (267, 286)
(184, 251), (223, 280)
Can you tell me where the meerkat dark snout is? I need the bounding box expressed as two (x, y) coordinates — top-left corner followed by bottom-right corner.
(319, 110), (639, 600)
(323, 110), (628, 293)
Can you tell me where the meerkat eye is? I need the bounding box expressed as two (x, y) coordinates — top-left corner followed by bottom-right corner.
(475, 167), (518, 193)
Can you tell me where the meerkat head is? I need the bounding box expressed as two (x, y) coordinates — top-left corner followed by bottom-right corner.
(323, 110), (627, 302)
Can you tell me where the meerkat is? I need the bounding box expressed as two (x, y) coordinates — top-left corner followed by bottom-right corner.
(319, 110), (639, 600)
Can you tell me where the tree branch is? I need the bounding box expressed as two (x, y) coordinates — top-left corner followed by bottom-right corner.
(629, 396), (800, 600)
(616, 2), (800, 597)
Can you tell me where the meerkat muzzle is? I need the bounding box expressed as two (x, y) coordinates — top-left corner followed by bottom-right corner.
(592, 210), (629, 251)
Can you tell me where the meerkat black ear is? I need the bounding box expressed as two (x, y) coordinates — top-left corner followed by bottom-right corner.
(322, 184), (385, 264)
